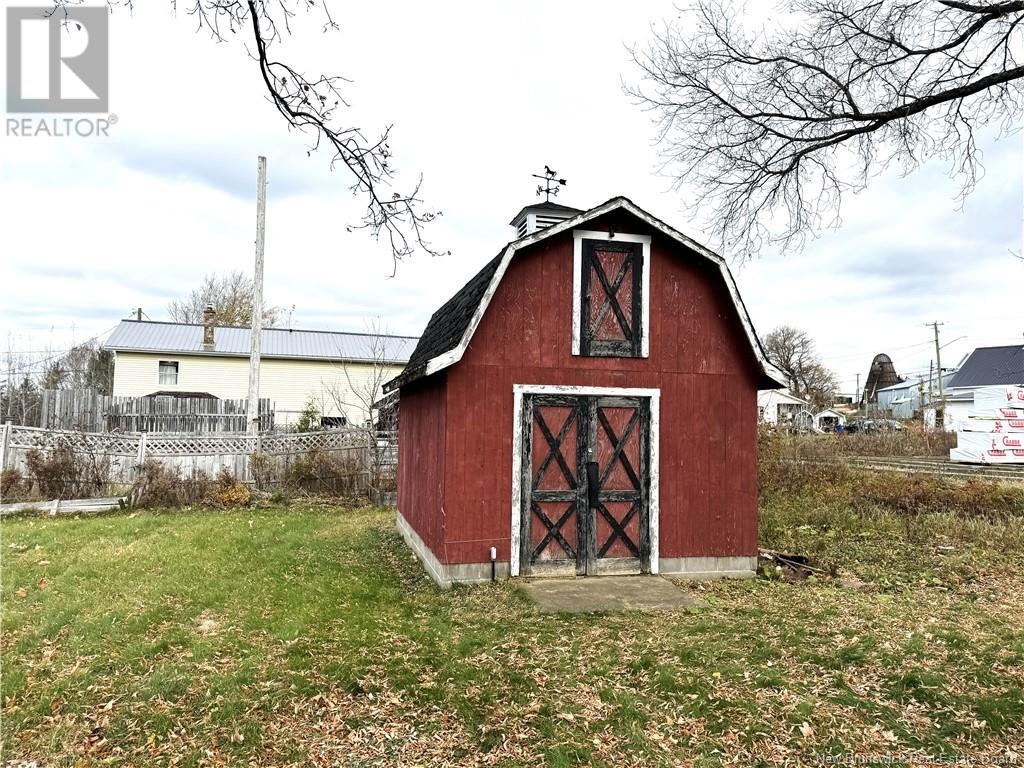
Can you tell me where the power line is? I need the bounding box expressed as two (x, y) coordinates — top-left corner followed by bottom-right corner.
(2, 323), (121, 374)
(820, 339), (936, 364)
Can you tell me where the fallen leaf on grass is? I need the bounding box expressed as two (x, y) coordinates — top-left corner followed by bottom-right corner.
(15, 587), (27, 598)
(36, 578), (48, 589)
(195, 617), (219, 635)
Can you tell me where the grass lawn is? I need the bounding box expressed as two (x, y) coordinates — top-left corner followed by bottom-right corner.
(2, 499), (1024, 767)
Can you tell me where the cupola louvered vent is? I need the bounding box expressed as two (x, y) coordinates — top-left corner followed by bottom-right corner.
(509, 202), (583, 238)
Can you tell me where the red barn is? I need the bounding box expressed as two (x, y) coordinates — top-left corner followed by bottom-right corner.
(384, 197), (785, 586)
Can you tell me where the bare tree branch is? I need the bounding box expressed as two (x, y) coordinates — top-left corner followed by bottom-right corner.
(49, 0), (446, 270)
(762, 325), (839, 408)
(322, 318), (400, 490)
(629, 0), (1024, 260)
(168, 270), (281, 326)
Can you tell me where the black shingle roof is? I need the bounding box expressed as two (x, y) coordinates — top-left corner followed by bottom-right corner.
(385, 252), (503, 391)
(948, 345), (1024, 388)
(384, 195), (787, 393)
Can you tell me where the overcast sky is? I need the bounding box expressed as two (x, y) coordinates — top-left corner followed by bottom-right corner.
(1, 1), (1021, 395)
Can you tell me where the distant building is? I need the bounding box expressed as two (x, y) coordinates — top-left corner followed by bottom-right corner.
(757, 389), (810, 426)
(940, 345), (1024, 429)
(876, 370), (958, 420)
(860, 353), (902, 406)
(104, 316), (418, 428)
(814, 408), (846, 431)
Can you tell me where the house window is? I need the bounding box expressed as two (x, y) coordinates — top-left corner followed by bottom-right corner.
(158, 361), (179, 385)
(572, 231), (651, 358)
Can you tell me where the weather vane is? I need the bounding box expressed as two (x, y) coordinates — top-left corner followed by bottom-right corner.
(532, 165), (567, 202)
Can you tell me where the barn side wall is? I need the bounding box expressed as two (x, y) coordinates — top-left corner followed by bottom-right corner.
(396, 374), (448, 570)
(439, 212), (760, 567)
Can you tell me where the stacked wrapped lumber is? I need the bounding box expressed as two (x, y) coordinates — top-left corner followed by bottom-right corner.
(950, 386), (1024, 464)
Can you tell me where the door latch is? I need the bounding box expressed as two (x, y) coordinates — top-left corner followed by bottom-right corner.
(586, 461), (599, 508)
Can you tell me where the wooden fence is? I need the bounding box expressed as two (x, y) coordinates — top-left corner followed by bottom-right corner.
(39, 390), (274, 433)
(0, 423), (398, 501)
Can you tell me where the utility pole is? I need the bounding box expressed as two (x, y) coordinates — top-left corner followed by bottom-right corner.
(926, 321), (945, 427)
(136, 307), (142, 321)
(855, 373), (860, 408)
(247, 156), (267, 436)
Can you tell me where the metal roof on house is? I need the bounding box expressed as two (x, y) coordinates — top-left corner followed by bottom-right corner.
(757, 389), (809, 406)
(104, 320), (418, 363)
(876, 370), (958, 393)
(948, 345), (1024, 388)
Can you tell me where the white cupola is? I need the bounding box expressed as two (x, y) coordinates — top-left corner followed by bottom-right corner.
(509, 201), (583, 239)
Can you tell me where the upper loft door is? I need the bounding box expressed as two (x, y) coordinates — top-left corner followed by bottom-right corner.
(580, 239), (643, 357)
(520, 393), (650, 576)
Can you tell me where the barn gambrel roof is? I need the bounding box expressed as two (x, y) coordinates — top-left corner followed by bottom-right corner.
(385, 197), (787, 392)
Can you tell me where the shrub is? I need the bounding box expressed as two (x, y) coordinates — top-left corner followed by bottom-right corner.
(248, 452), (273, 491)
(759, 425), (848, 493)
(287, 448), (365, 495)
(22, 441), (114, 499)
(851, 473), (1024, 520)
(25, 445), (83, 498)
(213, 482), (252, 507)
(1, 468), (24, 499)
(131, 460), (244, 509)
(295, 399), (320, 433)
(774, 425), (957, 461)
(132, 460), (188, 508)
(759, 424), (1024, 520)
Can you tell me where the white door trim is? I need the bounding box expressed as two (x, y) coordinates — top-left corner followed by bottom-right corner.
(571, 230), (652, 358)
(510, 383), (661, 577)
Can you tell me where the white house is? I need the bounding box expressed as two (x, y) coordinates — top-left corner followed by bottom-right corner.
(103, 315), (417, 427)
(814, 408), (846, 432)
(757, 389), (810, 426)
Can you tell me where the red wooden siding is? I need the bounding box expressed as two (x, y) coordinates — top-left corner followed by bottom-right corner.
(396, 374), (447, 554)
(428, 211), (760, 565)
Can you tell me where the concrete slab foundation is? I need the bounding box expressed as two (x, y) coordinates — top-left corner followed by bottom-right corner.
(658, 556), (757, 580)
(396, 510), (509, 588)
(396, 510), (757, 588)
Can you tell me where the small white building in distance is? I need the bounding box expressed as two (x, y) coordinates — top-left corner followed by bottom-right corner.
(103, 313), (417, 428)
(757, 389), (810, 427)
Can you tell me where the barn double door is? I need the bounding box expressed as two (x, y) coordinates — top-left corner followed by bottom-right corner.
(520, 394), (651, 577)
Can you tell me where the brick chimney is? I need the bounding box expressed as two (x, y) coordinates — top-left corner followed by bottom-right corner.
(202, 306), (216, 350)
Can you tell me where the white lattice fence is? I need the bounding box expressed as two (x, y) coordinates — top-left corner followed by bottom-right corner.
(146, 433), (256, 457)
(0, 424), (392, 499)
(255, 430), (373, 493)
(8, 425), (140, 456)
(261, 430), (369, 455)
(2, 425), (142, 491)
